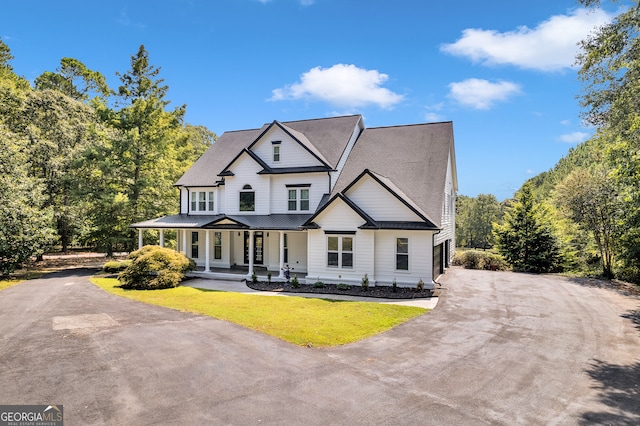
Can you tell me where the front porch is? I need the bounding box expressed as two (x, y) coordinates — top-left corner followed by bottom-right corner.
(188, 265), (275, 282)
(131, 217), (309, 281)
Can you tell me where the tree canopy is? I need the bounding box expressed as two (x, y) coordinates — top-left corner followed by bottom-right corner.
(0, 40), (215, 267)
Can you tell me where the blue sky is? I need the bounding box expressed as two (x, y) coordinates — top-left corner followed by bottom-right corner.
(1, 0), (623, 200)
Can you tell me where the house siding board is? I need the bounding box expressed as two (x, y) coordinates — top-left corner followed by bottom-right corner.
(435, 154), (455, 247)
(180, 187), (188, 214)
(224, 156), (269, 215)
(374, 230), (434, 288)
(252, 127), (325, 168)
(345, 175), (421, 222)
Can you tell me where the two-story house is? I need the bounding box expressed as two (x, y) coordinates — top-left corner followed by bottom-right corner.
(132, 114), (457, 289)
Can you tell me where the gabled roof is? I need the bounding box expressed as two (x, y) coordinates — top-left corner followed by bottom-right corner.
(247, 121), (332, 168)
(175, 115), (362, 187)
(332, 121), (455, 228)
(342, 169), (438, 227)
(302, 193), (376, 229)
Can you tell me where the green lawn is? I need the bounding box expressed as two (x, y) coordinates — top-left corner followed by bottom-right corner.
(91, 277), (427, 347)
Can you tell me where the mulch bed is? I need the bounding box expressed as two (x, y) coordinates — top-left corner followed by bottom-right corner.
(246, 281), (436, 299)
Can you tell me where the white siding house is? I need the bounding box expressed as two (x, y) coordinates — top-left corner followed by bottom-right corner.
(132, 115), (457, 288)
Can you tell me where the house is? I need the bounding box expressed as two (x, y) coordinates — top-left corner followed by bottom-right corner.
(132, 114), (457, 289)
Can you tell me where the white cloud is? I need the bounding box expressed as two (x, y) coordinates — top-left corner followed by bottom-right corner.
(270, 64), (404, 109)
(560, 119), (571, 126)
(424, 112), (445, 122)
(440, 8), (612, 72)
(559, 131), (589, 143)
(448, 78), (521, 109)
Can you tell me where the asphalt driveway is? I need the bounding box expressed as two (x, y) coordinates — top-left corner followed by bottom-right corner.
(0, 267), (638, 425)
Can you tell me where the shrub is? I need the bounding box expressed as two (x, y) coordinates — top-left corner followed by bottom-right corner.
(291, 274), (299, 288)
(313, 281), (325, 288)
(267, 272), (272, 284)
(337, 283), (350, 290)
(453, 250), (508, 271)
(392, 278), (397, 292)
(361, 273), (369, 291)
(251, 271), (258, 284)
(118, 245), (195, 290)
(417, 278), (425, 292)
(103, 259), (132, 273)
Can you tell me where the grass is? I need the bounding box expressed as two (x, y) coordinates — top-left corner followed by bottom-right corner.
(0, 270), (47, 291)
(0, 278), (24, 291)
(91, 277), (428, 347)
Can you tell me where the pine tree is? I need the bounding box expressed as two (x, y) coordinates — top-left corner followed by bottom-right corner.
(493, 184), (562, 273)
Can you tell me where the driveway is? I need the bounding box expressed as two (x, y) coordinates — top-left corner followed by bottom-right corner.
(0, 267), (638, 425)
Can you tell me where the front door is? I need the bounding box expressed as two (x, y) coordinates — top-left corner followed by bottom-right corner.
(244, 231), (264, 265)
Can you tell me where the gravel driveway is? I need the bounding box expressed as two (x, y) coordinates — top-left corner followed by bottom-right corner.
(0, 267), (638, 425)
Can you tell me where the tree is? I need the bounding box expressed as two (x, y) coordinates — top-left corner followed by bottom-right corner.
(22, 89), (103, 252)
(0, 125), (56, 276)
(35, 58), (111, 101)
(456, 194), (501, 248)
(555, 166), (621, 278)
(493, 184), (562, 273)
(577, 0), (640, 280)
(0, 39), (14, 71)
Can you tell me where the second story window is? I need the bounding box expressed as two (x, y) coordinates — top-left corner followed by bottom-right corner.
(272, 141), (281, 162)
(240, 184), (255, 212)
(287, 186), (310, 211)
(191, 191), (214, 212)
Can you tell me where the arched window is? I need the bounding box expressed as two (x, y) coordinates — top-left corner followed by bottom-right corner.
(240, 184), (255, 212)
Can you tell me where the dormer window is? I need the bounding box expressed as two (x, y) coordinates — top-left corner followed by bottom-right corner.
(240, 184), (255, 212)
(272, 141), (281, 162)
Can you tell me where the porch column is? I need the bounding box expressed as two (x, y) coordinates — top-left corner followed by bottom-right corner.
(181, 229), (187, 254)
(159, 229), (164, 247)
(247, 230), (254, 278)
(138, 229), (143, 249)
(205, 230), (211, 272)
(278, 231), (285, 278)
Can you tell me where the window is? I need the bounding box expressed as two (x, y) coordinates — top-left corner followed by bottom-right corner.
(214, 232), (222, 260)
(396, 237), (409, 270)
(190, 191), (214, 212)
(191, 232), (199, 259)
(288, 190), (297, 211)
(327, 236), (353, 269)
(287, 187), (310, 211)
(272, 141), (281, 162)
(300, 188), (309, 211)
(240, 185), (255, 212)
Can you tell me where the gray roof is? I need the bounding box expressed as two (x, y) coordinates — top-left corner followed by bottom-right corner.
(175, 115), (363, 187)
(332, 121), (455, 228)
